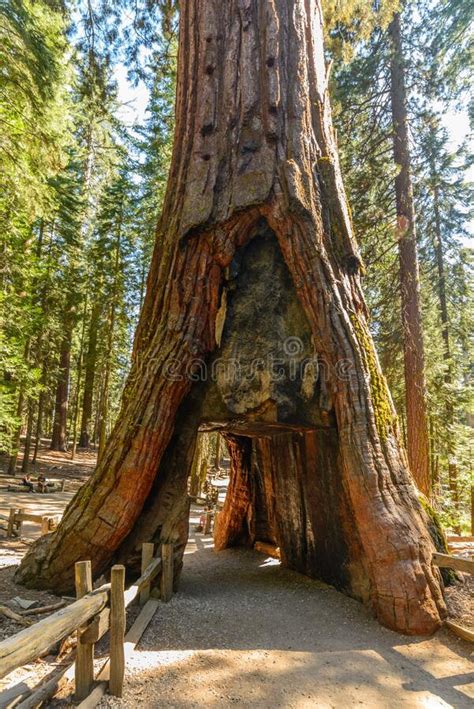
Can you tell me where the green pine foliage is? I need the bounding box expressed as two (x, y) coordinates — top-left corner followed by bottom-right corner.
(0, 0), (71, 451)
(331, 0), (473, 529)
(0, 0), (471, 534)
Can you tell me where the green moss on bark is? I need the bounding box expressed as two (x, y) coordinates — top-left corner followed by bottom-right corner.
(419, 496), (456, 586)
(351, 315), (395, 440)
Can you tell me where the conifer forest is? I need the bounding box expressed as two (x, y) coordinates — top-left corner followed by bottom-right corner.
(1, 1), (474, 705)
(2, 0), (471, 532)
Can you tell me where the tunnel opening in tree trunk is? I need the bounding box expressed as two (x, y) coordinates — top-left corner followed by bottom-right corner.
(16, 0), (447, 635)
(211, 428), (362, 600)
(118, 225), (372, 609)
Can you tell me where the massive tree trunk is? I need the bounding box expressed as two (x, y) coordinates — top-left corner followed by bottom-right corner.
(389, 13), (431, 496)
(70, 300), (88, 459)
(17, 0), (445, 635)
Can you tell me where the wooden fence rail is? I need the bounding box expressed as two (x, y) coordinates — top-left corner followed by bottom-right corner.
(432, 552), (474, 575)
(0, 507), (59, 538)
(0, 587), (109, 679)
(0, 542), (176, 706)
(432, 551), (474, 644)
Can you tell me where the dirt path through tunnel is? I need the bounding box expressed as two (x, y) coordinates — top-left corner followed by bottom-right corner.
(99, 510), (473, 709)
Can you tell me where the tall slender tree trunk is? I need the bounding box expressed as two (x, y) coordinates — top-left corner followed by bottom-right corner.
(8, 389), (25, 476)
(32, 391), (45, 465)
(21, 402), (34, 474)
(433, 185), (450, 364)
(78, 302), (101, 448)
(214, 433), (222, 470)
(431, 171), (460, 530)
(8, 340), (31, 475)
(471, 483), (473, 536)
(389, 13), (430, 496)
(18, 0), (445, 635)
(97, 220), (122, 462)
(188, 434), (209, 498)
(51, 323), (73, 451)
(71, 301), (88, 460)
(31, 353), (50, 466)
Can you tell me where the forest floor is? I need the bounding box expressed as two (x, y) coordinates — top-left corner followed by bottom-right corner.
(0, 451), (472, 707)
(0, 442), (94, 543)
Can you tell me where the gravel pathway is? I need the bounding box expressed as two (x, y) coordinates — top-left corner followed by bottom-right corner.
(100, 521), (473, 708)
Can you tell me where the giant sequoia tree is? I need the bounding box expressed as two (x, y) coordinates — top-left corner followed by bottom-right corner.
(17, 0), (446, 635)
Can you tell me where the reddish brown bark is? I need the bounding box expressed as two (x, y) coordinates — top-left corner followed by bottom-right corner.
(216, 431), (366, 596)
(17, 0), (445, 635)
(389, 13), (431, 496)
(214, 436), (254, 550)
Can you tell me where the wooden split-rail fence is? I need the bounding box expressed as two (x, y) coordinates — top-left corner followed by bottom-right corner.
(432, 551), (474, 643)
(0, 542), (471, 706)
(0, 542), (177, 708)
(0, 508), (59, 538)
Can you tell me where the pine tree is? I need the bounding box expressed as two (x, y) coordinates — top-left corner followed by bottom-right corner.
(0, 0), (70, 460)
(389, 10), (431, 495)
(331, 0), (473, 519)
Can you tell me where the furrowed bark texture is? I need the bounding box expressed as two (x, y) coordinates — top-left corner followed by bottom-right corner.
(17, 0), (445, 635)
(214, 436), (254, 550)
(389, 14), (431, 496)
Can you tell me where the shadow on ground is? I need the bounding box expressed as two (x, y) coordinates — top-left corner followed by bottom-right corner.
(98, 517), (473, 708)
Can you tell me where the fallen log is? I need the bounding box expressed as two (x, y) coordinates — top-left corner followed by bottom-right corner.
(21, 600), (66, 616)
(0, 672), (36, 707)
(16, 656), (76, 709)
(0, 605), (33, 627)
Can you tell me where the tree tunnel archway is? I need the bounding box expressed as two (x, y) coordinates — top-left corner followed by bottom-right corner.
(16, 0), (446, 636)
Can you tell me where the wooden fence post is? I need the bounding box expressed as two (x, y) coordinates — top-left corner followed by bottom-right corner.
(204, 510), (212, 535)
(140, 543), (154, 606)
(160, 544), (174, 603)
(17, 508), (24, 537)
(75, 560), (94, 701)
(110, 565), (126, 697)
(7, 509), (16, 538)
